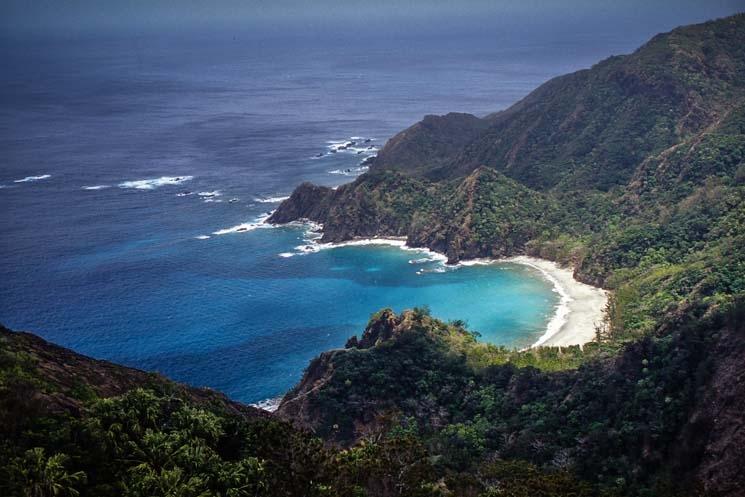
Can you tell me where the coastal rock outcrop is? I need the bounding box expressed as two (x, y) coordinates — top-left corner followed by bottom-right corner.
(266, 182), (334, 224)
(276, 309), (461, 443)
(271, 166), (552, 264)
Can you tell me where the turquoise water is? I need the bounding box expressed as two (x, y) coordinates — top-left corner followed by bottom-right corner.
(2, 211), (559, 403)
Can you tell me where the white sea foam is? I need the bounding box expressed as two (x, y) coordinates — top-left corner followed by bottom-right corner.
(119, 176), (194, 190)
(82, 185), (110, 190)
(326, 137), (375, 151)
(198, 190), (221, 197)
(502, 256), (607, 348)
(212, 213), (274, 235)
(251, 396), (283, 412)
(279, 224), (450, 264)
(15, 174), (51, 183)
(195, 235), (211, 240)
(454, 257), (572, 347)
(254, 195), (290, 203)
(315, 136), (376, 159)
(527, 267), (572, 348)
(328, 165), (369, 176)
(349, 146), (378, 154)
(418, 266), (450, 274)
(409, 257), (435, 265)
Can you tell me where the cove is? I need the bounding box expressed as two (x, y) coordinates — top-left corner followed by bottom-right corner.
(2, 221), (559, 406)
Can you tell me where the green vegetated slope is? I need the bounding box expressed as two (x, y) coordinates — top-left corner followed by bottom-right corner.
(376, 14), (745, 191)
(0, 326), (619, 497)
(4, 303), (743, 496)
(278, 304), (745, 495)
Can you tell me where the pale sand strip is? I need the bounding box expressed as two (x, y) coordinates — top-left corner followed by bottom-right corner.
(502, 256), (608, 347)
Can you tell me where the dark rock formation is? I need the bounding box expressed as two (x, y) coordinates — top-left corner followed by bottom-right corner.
(267, 182), (334, 224)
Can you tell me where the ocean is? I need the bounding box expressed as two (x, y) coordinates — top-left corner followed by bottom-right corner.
(0, 29), (638, 404)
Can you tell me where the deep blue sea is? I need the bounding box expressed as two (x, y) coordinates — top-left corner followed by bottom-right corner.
(0, 30), (639, 404)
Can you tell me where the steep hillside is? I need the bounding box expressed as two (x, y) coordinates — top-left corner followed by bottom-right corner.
(4, 13), (745, 497)
(0, 326), (628, 496)
(0, 327), (267, 420)
(266, 15), (745, 496)
(278, 303), (745, 496)
(372, 112), (488, 178)
(373, 14), (745, 190)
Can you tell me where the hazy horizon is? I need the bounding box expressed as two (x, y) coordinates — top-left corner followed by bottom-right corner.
(2, 0), (744, 42)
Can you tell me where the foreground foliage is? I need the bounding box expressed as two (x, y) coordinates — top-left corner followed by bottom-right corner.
(1, 329), (620, 497)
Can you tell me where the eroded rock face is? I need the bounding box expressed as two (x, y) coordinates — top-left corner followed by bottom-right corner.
(267, 182), (334, 224)
(273, 349), (344, 433)
(677, 314), (745, 497)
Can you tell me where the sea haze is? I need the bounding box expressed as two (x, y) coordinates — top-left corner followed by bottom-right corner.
(1, 29), (637, 403)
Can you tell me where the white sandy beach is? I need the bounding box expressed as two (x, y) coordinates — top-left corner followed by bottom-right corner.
(503, 256), (608, 347)
(318, 238), (608, 348)
(319, 239), (608, 347)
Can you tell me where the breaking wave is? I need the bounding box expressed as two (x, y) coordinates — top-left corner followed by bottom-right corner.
(118, 176), (194, 190)
(15, 174), (51, 183)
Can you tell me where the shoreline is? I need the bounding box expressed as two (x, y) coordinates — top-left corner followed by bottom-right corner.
(500, 256), (608, 347)
(293, 232), (608, 348)
(252, 230), (609, 411)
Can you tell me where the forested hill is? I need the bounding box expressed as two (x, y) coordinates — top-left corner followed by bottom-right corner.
(3, 302), (745, 496)
(372, 14), (745, 190)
